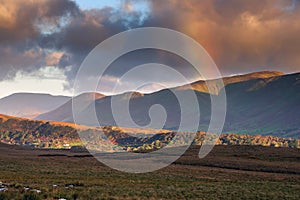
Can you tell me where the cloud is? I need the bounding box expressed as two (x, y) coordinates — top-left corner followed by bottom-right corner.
(0, 0), (300, 94)
(0, 0), (80, 80)
(0, 0), (79, 44)
(45, 51), (64, 66)
(144, 0), (300, 75)
(0, 66), (71, 98)
(0, 47), (45, 80)
(38, 3), (150, 89)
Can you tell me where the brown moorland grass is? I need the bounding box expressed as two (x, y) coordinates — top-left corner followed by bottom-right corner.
(0, 143), (299, 199)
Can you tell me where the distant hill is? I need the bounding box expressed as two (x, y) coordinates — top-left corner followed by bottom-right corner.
(0, 93), (70, 118)
(36, 71), (283, 122)
(36, 92), (105, 121)
(29, 71), (300, 138)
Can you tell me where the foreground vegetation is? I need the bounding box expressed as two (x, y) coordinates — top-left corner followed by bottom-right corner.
(0, 115), (299, 152)
(0, 143), (299, 199)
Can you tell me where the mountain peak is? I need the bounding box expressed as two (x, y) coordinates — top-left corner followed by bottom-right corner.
(122, 91), (144, 99)
(175, 70), (285, 94)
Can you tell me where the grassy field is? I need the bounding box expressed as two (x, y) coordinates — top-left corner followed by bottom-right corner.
(0, 143), (300, 199)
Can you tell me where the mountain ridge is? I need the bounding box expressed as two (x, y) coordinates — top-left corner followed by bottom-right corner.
(35, 92), (106, 122)
(175, 71), (284, 94)
(34, 71), (300, 138)
(0, 93), (70, 118)
(2, 70), (299, 139)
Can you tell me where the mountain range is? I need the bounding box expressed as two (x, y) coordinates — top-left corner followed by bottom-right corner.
(0, 93), (70, 118)
(0, 71), (299, 138)
(36, 92), (105, 122)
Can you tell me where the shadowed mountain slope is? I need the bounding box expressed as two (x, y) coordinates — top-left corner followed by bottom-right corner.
(36, 92), (105, 122)
(35, 71), (300, 138)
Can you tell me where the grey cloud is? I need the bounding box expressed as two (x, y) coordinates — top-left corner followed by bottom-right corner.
(0, 0), (80, 80)
(0, 0), (300, 93)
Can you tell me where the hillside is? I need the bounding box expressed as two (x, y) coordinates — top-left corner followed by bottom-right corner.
(0, 114), (80, 148)
(175, 71), (284, 94)
(224, 72), (300, 137)
(36, 92), (105, 121)
(0, 93), (70, 118)
(35, 71), (300, 138)
(36, 71), (284, 122)
(0, 114), (299, 151)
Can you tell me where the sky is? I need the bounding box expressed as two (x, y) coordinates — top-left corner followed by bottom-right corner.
(0, 0), (300, 98)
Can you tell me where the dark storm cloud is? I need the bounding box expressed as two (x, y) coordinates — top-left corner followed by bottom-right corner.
(0, 0), (79, 44)
(39, 6), (149, 88)
(0, 0), (300, 91)
(0, 0), (80, 79)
